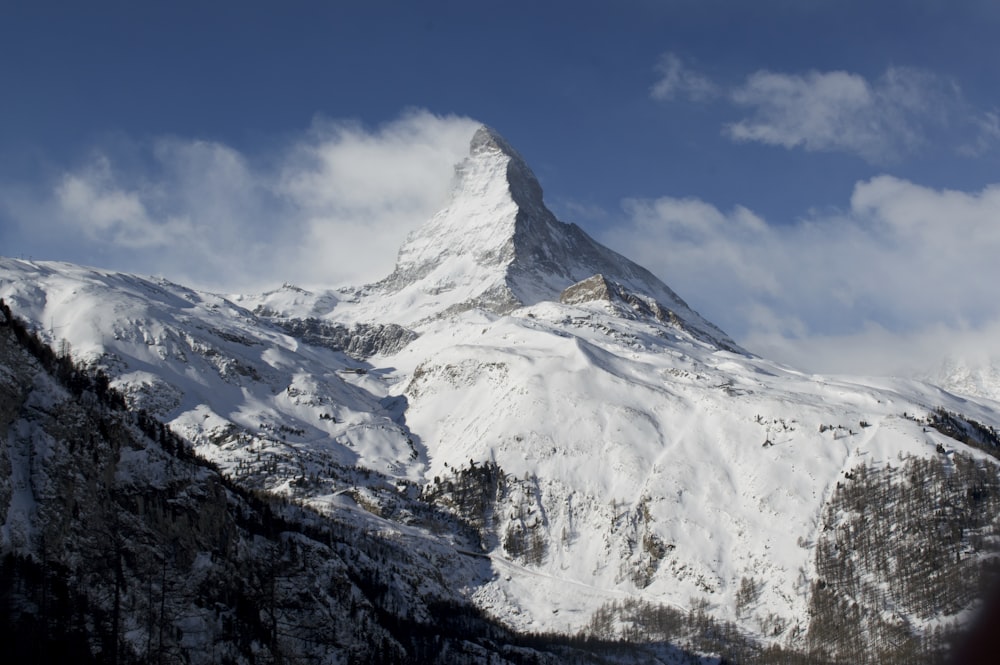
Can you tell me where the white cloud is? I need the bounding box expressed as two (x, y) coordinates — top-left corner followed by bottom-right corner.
(602, 176), (1000, 375)
(54, 155), (194, 249)
(5, 110), (479, 292)
(649, 56), (982, 163)
(40, 139), (279, 289)
(650, 53), (719, 102)
(278, 111), (480, 287)
(725, 67), (946, 163)
(743, 319), (1000, 381)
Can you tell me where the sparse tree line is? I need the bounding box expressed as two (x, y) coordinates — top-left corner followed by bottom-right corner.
(805, 451), (1000, 664)
(584, 596), (828, 665)
(577, 450), (1000, 664)
(1, 298), (126, 410)
(423, 460), (549, 565)
(924, 408), (1000, 460)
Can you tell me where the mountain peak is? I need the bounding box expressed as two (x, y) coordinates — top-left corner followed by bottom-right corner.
(469, 124), (517, 158)
(462, 125), (546, 212)
(468, 125), (530, 176)
(362, 127), (740, 350)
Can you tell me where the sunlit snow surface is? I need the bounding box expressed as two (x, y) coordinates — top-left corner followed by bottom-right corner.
(3, 125), (999, 645)
(6, 254), (996, 642)
(0, 258), (424, 484)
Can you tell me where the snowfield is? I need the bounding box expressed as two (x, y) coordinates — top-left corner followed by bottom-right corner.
(3, 125), (999, 657)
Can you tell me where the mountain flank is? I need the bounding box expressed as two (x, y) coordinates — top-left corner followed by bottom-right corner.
(3, 126), (1000, 663)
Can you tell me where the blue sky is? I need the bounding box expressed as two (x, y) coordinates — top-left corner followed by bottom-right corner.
(3, 1), (1000, 375)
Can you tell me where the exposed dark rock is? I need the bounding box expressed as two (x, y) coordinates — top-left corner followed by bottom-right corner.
(561, 274), (744, 353)
(274, 318), (418, 359)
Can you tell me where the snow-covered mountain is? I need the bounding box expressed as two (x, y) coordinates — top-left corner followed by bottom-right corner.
(921, 354), (1000, 404)
(3, 125), (1000, 663)
(249, 125), (739, 352)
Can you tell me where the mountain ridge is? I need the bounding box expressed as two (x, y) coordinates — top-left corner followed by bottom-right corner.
(306, 125), (741, 352)
(2, 125), (1000, 663)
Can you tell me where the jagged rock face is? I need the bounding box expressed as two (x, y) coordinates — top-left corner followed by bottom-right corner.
(560, 273), (674, 324)
(560, 274), (737, 350)
(560, 274), (617, 304)
(273, 318), (418, 359)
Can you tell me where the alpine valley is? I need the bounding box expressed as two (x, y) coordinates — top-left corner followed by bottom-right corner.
(2, 126), (999, 664)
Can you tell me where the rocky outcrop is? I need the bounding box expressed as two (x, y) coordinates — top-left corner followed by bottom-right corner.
(561, 274), (743, 352)
(274, 318), (418, 358)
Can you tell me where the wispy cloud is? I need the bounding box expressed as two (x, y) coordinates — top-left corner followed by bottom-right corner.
(2, 110), (479, 292)
(652, 55), (987, 164)
(726, 67), (945, 163)
(960, 109), (1000, 156)
(650, 53), (719, 102)
(602, 176), (1000, 374)
(55, 155), (195, 249)
(744, 319), (1000, 382)
(277, 112), (480, 288)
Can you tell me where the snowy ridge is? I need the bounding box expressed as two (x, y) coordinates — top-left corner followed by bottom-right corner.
(5, 251), (997, 647)
(389, 297), (1000, 636)
(273, 126), (738, 352)
(3, 126), (1000, 660)
(0, 258), (424, 486)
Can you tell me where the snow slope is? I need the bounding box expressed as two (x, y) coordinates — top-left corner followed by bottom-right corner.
(921, 354), (1000, 404)
(0, 259), (423, 487)
(3, 125), (999, 651)
(380, 297), (1000, 636)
